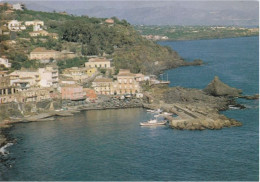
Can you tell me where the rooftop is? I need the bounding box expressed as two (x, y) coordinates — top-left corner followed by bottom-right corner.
(60, 84), (82, 88)
(93, 78), (113, 83)
(31, 47), (59, 53)
(88, 57), (110, 62)
(117, 69), (135, 77)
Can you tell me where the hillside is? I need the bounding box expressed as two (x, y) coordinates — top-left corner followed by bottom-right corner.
(0, 7), (199, 74)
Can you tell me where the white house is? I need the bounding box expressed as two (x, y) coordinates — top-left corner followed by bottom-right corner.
(12, 3), (25, 10)
(7, 20), (25, 31)
(9, 66), (59, 88)
(0, 57), (11, 68)
(25, 20), (44, 26)
(38, 66), (59, 88)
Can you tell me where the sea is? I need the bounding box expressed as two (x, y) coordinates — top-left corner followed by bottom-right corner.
(1, 36), (259, 181)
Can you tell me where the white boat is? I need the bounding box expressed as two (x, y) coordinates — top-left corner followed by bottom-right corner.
(140, 119), (167, 126)
(228, 105), (240, 110)
(147, 109), (155, 113)
(140, 120), (167, 126)
(163, 112), (172, 116)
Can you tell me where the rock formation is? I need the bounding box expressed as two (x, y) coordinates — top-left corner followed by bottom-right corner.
(203, 76), (242, 97)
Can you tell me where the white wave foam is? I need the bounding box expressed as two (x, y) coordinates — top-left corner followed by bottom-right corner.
(0, 143), (13, 155)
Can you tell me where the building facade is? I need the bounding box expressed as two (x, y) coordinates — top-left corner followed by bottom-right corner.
(29, 30), (48, 37)
(12, 3), (25, 10)
(85, 57), (111, 68)
(92, 78), (113, 95)
(60, 85), (86, 100)
(10, 66), (58, 88)
(30, 47), (60, 60)
(38, 66), (59, 88)
(0, 57), (11, 68)
(7, 20), (25, 31)
(113, 69), (140, 95)
(25, 20), (44, 26)
(0, 72), (18, 103)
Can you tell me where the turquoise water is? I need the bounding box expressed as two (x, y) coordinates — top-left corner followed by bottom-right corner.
(2, 37), (259, 181)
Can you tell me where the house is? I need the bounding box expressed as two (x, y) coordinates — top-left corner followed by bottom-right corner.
(12, 3), (25, 10)
(10, 66), (59, 88)
(29, 30), (49, 37)
(18, 88), (53, 102)
(85, 67), (97, 77)
(0, 57), (11, 68)
(83, 88), (97, 100)
(62, 67), (89, 82)
(29, 47), (60, 60)
(33, 24), (42, 31)
(10, 69), (40, 90)
(38, 66), (59, 88)
(135, 73), (145, 82)
(113, 69), (140, 95)
(60, 76), (76, 85)
(92, 78), (113, 95)
(11, 77), (35, 91)
(0, 73), (18, 103)
(62, 67), (97, 83)
(25, 20), (44, 26)
(7, 20), (24, 31)
(30, 47), (76, 61)
(105, 18), (114, 24)
(85, 57), (111, 68)
(60, 84), (86, 100)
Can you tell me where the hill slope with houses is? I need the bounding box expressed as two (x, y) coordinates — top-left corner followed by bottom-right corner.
(0, 2), (201, 109)
(0, 2), (200, 75)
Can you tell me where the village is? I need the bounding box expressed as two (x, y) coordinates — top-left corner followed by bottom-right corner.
(0, 2), (245, 131)
(0, 3), (168, 107)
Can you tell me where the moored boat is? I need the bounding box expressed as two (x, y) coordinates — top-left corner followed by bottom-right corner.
(140, 120), (167, 126)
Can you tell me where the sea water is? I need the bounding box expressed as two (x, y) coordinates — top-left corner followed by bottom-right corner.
(1, 36), (259, 181)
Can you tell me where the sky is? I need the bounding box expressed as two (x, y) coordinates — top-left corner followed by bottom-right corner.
(5, 0), (259, 26)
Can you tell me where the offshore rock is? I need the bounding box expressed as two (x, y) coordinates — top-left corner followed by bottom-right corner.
(204, 76), (242, 97)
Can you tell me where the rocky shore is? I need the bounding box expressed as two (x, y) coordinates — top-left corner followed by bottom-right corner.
(141, 76), (256, 130)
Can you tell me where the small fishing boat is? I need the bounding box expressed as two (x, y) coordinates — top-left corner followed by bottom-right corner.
(163, 112), (172, 116)
(147, 109), (155, 113)
(228, 105), (240, 110)
(140, 120), (167, 126)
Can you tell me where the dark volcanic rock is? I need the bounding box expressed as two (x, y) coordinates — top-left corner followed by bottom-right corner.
(162, 86), (229, 110)
(204, 76), (242, 97)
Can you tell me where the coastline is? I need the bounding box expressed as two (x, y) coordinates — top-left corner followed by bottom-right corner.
(155, 35), (259, 42)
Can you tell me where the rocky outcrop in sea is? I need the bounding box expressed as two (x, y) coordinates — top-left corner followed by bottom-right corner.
(203, 76), (242, 97)
(143, 78), (244, 130)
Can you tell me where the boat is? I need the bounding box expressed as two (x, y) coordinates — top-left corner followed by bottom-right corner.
(147, 109), (155, 113)
(228, 105), (240, 110)
(140, 120), (167, 126)
(163, 112), (172, 116)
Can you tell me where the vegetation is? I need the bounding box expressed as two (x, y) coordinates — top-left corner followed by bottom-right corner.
(57, 57), (88, 72)
(134, 25), (259, 41)
(1, 8), (185, 74)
